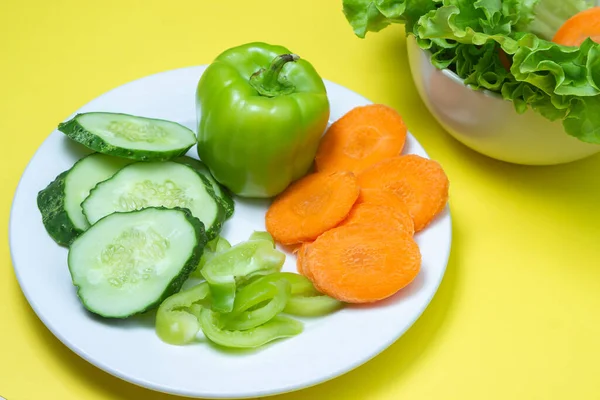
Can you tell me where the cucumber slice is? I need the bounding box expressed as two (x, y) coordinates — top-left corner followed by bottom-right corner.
(82, 161), (225, 239)
(68, 207), (207, 318)
(58, 112), (196, 161)
(37, 153), (132, 246)
(175, 156), (235, 218)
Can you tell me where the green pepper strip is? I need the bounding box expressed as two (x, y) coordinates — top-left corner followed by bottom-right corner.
(248, 231), (275, 246)
(155, 282), (211, 345)
(199, 308), (303, 349)
(221, 279), (291, 331)
(191, 236), (232, 279)
(240, 272), (345, 317)
(202, 238), (285, 313)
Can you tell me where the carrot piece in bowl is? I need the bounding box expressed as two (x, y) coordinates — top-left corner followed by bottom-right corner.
(357, 155), (449, 232)
(266, 170), (360, 245)
(553, 7), (600, 46)
(314, 104), (407, 174)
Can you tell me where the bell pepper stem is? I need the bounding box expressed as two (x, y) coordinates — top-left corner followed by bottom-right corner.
(250, 54), (300, 97)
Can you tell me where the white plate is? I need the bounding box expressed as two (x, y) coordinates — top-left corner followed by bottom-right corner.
(9, 66), (452, 399)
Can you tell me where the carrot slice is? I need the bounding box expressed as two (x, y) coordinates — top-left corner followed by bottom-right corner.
(357, 155), (449, 232)
(266, 170), (360, 245)
(296, 243), (307, 275)
(354, 188), (415, 235)
(302, 223), (421, 303)
(314, 104), (407, 174)
(553, 7), (600, 46)
(339, 203), (414, 235)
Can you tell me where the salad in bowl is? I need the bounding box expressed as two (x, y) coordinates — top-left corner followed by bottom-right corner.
(343, 0), (600, 164)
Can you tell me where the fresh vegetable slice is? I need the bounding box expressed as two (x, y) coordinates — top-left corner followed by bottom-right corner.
(58, 112), (196, 161)
(68, 207), (207, 318)
(355, 188), (415, 235)
(265, 170), (360, 245)
(202, 238), (286, 313)
(241, 271), (344, 316)
(357, 155), (449, 232)
(284, 294), (344, 317)
(37, 153), (132, 246)
(552, 7), (600, 46)
(300, 223), (421, 303)
(191, 235), (232, 279)
(314, 104), (407, 174)
(175, 156), (235, 218)
(199, 309), (303, 349)
(156, 282), (211, 345)
(248, 231), (275, 245)
(340, 203), (415, 235)
(222, 279), (291, 331)
(81, 161), (225, 240)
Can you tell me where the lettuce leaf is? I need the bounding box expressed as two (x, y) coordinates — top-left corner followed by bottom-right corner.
(342, 0), (600, 143)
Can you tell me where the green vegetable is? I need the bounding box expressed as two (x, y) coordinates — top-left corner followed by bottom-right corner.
(199, 309), (303, 349)
(195, 42), (330, 198)
(81, 161), (226, 240)
(342, 0), (600, 143)
(68, 207), (207, 318)
(248, 231), (275, 245)
(221, 278), (291, 331)
(175, 156), (235, 219)
(190, 235), (232, 278)
(240, 272), (345, 317)
(202, 237), (286, 313)
(156, 282), (211, 345)
(58, 112), (197, 161)
(37, 153), (131, 246)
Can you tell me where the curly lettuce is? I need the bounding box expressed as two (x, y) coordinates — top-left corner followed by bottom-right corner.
(342, 0), (600, 144)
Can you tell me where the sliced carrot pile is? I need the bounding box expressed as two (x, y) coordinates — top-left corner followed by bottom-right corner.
(339, 203), (413, 234)
(357, 155), (449, 232)
(299, 224), (421, 303)
(265, 170), (360, 245)
(267, 104), (450, 305)
(354, 188), (415, 235)
(314, 104), (407, 174)
(553, 7), (600, 47)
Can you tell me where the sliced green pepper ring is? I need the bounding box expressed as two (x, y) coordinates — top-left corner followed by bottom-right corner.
(284, 295), (344, 317)
(202, 238), (285, 313)
(222, 279), (291, 331)
(199, 308), (303, 349)
(248, 231), (275, 247)
(239, 272), (344, 317)
(155, 282), (211, 345)
(191, 235), (232, 279)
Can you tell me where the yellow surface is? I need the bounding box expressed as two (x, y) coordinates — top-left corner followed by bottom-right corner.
(2, 1), (600, 399)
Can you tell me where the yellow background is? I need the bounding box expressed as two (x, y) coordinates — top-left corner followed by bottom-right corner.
(2, 1), (600, 399)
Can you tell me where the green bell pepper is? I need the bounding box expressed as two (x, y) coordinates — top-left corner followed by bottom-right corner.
(190, 235), (232, 279)
(199, 309), (303, 349)
(221, 278), (291, 331)
(202, 237), (286, 313)
(155, 282), (211, 345)
(196, 42), (330, 198)
(240, 272), (345, 317)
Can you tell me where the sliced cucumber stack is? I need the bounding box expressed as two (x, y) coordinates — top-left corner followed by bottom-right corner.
(37, 110), (236, 321)
(37, 153), (132, 246)
(82, 161), (226, 240)
(58, 112), (196, 161)
(68, 207), (207, 318)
